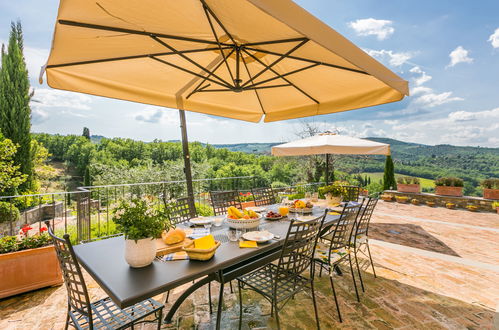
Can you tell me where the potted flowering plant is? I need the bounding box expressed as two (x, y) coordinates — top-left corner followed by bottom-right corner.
(395, 196), (409, 203)
(435, 177), (464, 197)
(319, 183), (346, 205)
(380, 194), (394, 202)
(492, 201), (499, 214)
(445, 202), (456, 209)
(113, 197), (166, 268)
(481, 178), (499, 200)
(0, 224), (62, 299)
(426, 200), (436, 207)
(466, 204), (478, 212)
(411, 199), (420, 205)
(238, 192), (256, 208)
(397, 177), (421, 193)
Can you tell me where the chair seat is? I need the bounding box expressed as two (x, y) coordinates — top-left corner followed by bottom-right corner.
(237, 263), (310, 303)
(314, 241), (349, 265)
(70, 296), (163, 329)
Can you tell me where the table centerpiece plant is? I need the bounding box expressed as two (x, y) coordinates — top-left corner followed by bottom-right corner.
(319, 182), (346, 205)
(113, 196), (167, 268)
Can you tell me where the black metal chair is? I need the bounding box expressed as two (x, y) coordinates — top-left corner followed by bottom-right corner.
(236, 211), (327, 330)
(251, 187), (277, 206)
(168, 197), (196, 226)
(209, 190), (242, 216)
(44, 221), (164, 330)
(314, 203), (363, 322)
(350, 197), (378, 292)
(342, 185), (360, 202)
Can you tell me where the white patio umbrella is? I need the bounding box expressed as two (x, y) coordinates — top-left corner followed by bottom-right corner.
(271, 132), (390, 184)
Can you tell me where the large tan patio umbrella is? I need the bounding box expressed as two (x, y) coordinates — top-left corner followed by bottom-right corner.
(272, 132), (390, 184)
(40, 0), (408, 208)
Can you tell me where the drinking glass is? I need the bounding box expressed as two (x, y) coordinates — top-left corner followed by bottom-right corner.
(204, 222), (212, 232)
(227, 229), (242, 242)
(213, 217), (223, 227)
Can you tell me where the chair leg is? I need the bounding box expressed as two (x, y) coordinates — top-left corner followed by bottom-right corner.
(165, 290), (170, 303)
(238, 281), (243, 330)
(319, 262), (323, 277)
(354, 248), (365, 292)
(310, 279), (321, 330)
(348, 254), (360, 302)
(329, 275), (342, 323)
(208, 282), (213, 314)
(273, 300), (281, 330)
(366, 242), (377, 278)
(157, 308), (163, 330)
(230, 280), (234, 293)
(216, 282), (224, 330)
(64, 305), (70, 330)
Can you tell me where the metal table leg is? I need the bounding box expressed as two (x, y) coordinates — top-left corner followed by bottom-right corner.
(164, 274), (215, 323)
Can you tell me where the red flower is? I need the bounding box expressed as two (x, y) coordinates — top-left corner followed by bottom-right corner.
(21, 225), (32, 234)
(239, 192), (244, 195)
(40, 227), (48, 232)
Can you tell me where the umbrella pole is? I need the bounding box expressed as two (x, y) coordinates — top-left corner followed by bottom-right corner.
(325, 154), (329, 185)
(179, 110), (196, 217)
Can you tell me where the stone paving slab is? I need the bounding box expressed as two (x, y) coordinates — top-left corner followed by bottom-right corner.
(0, 202), (497, 329)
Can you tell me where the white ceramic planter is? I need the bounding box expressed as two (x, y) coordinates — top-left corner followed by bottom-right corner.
(124, 238), (156, 268)
(325, 194), (342, 205)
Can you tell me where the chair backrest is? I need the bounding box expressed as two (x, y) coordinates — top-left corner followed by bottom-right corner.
(251, 187), (276, 207)
(168, 197), (196, 226)
(354, 197), (378, 238)
(276, 211), (327, 278)
(327, 202), (363, 254)
(45, 221), (92, 324)
(342, 185), (360, 202)
(209, 190), (242, 216)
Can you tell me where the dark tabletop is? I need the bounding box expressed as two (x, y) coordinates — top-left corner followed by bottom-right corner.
(73, 205), (339, 308)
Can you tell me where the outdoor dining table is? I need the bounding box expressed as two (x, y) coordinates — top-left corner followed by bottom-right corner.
(72, 204), (342, 327)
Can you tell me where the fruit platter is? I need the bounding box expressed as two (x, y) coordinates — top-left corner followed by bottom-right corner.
(288, 200), (314, 213)
(226, 206), (262, 229)
(264, 211), (283, 220)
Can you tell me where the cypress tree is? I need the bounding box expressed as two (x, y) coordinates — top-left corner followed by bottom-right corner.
(383, 155), (397, 190)
(82, 127), (90, 140)
(0, 21), (34, 192)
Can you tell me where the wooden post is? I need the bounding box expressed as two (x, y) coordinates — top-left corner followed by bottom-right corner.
(179, 110), (196, 217)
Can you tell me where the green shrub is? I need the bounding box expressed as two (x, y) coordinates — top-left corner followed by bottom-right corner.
(0, 201), (20, 224)
(365, 182), (384, 196)
(481, 178), (499, 189)
(271, 181), (288, 189)
(435, 177), (464, 187)
(396, 176), (420, 184)
(285, 192), (305, 200)
(195, 202), (214, 216)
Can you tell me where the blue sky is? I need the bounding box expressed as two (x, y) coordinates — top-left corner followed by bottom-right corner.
(1, 0), (498, 146)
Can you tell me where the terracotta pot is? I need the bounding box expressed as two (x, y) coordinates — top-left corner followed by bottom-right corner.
(381, 195), (393, 202)
(435, 186), (463, 197)
(446, 203), (456, 209)
(483, 188), (499, 200)
(124, 238), (156, 268)
(397, 184), (420, 193)
(496, 207), (499, 214)
(395, 197), (409, 203)
(411, 199), (420, 205)
(426, 201), (435, 207)
(0, 245), (62, 299)
(241, 201), (256, 208)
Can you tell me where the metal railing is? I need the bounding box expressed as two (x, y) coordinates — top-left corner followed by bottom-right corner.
(0, 176), (325, 243)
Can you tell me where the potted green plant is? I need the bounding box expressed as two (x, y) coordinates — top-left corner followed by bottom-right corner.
(113, 197), (166, 268)
(0, 224), (62, 299)
(481, 178), (499, 200)
(435, 177), (464, 197)
(397, 176), (421, 193)
(319, 183), (345, 205)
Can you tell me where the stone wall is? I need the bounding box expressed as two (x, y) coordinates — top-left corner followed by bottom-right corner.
(0, 202), (67, 236)
(382, 190), (496, 212)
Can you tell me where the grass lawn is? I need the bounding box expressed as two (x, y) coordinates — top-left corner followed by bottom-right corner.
(360, 172), (435, 189)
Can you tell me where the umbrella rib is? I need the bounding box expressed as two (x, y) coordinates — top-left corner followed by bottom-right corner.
(196, 84), (290, 92)
(240, 39), (309, 88)
(150, 36), (232, 88)
(242, 48), (319, 104)
(199, 0), (238, 45)
(202, 4), (236, 84)
(244, 46), (369, 75)
(240, 53), (266, 114)
(244, 37), (309, 47)
(243, 63), (320, 89)
(150, 56), (231, 89)
(45, 47), (231, 69)
(58, 19), (231, 46)
(186, 48), (236, 99)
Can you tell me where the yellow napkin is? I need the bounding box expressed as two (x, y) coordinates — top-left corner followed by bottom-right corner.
(194, 234), (215, 249)
(239, 240), (258, 248)
(328, 212), (341, 215)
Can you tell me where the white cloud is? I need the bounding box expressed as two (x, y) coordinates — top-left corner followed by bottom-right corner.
(410, 86), (432, 95)
(134, 107), (179, 124)
(415, 91), (464, 107)
(488, 28), (499, 48)
(409, 66), (432, 86)
(348, 18), (395, 40)
(31, 88), (92, 110)
(447, 46), (473, 67)
(135, 109), (164, 124)
(448, 108), (499, 122)
(383, 120), (399, 125)
(31, 108), (49, 124)
(365, 49), (412, 67)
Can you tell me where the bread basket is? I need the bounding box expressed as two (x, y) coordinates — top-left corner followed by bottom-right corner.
(182, 240), (221, 261)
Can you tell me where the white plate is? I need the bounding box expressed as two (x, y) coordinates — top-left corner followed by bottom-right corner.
(264, 214), (283, 220)
(295, 215), (317, 222)
(245, 206), (266, 213)
(190, 217), (213, 225)
(242, 231), (275, 243)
